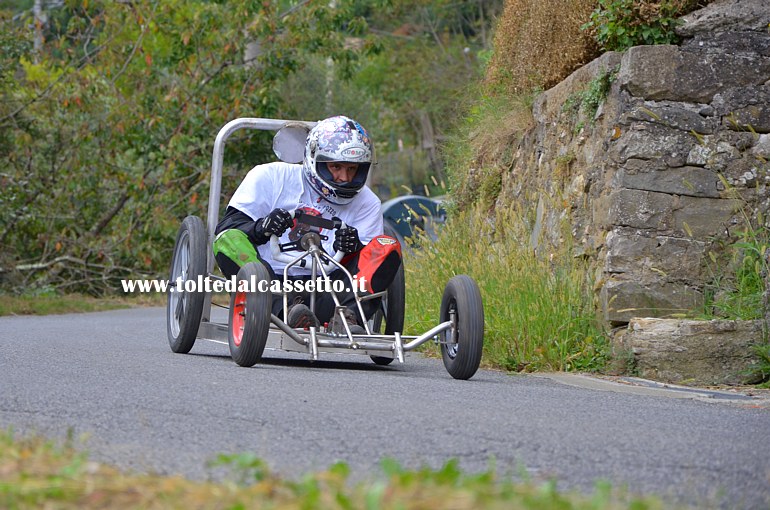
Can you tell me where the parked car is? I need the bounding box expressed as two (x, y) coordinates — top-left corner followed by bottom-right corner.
(381, 195), (446, 245)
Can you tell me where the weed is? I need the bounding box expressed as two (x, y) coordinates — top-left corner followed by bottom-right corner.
(703, 212), (769, 321)
(749, 343), (770, 387)
(210, 452), (271, 485)
(443, 91), (535, 209)
(554, 152), (577, 182)
(563, 67), (618, 132)
(404, 206), (609, 372)
(0, 292), (154, 316)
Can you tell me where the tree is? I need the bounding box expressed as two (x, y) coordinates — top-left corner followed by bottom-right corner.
(0, 0), (502, 293)
(0, 0), (378, 294)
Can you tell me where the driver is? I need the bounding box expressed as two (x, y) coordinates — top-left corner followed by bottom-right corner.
(212, 115), (402, 334)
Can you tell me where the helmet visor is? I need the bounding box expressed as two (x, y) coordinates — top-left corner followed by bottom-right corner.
(317, 162), (370, 196)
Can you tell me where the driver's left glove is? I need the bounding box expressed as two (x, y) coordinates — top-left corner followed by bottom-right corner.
(334, 226), (365, 253)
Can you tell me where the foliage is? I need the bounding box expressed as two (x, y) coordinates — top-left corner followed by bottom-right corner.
(749, 343), (770, 387)
(0, 0), (502, 295)
(0, 428), (667, 509)
(0, 0), (378, 295)
(404, 206), (610, 373)
(279, 0), (504, 194)
(0, 291), (164, 316)
(581, 0), (705, 52)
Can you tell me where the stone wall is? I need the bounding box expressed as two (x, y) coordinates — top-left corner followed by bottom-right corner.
(496, 0), (770, 326)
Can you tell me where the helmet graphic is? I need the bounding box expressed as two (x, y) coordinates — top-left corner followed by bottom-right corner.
(302, 115), (373, 205)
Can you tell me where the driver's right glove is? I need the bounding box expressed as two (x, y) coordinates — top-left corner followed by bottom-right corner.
(253, 208), (293, 244)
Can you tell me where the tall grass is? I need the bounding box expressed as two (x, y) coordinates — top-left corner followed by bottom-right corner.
(404, 206), (609, 372)
(703, 217), (769, 321)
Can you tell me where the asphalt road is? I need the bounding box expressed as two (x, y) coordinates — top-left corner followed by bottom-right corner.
(1, 307), (768, 508)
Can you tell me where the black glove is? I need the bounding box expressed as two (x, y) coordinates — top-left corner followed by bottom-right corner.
(253, 208), (293, 244)
(333, 226), (365, 253)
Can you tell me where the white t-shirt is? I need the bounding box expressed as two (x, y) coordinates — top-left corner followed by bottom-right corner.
(228, 162), (383, 275)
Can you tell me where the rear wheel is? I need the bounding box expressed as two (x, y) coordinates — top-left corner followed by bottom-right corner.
(167, 216), (207, 354)
(228, 262), (272, 367)
(440, 275), (484, 380)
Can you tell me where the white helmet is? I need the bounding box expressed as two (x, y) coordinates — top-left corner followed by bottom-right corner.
(302, 115), (373, 205)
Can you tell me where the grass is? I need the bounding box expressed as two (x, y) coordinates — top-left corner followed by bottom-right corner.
(403, 206), (609, 373)
(0, 292), (165, 316)
(0, 429), (666, 509)
(444, 91), (535, 211)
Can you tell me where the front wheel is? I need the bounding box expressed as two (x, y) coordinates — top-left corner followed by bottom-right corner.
(440, 275), (484, 380)
(167, 216), (207, 354)
(228, 262), (272, 367)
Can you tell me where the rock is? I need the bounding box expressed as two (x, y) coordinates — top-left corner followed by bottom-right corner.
(685, 134), (743, 170)
(683, 31), (770, 57)
(624, 101), (716, 134)
(605, 228), (707, 280)
(617, 160), (720, 198)
(533, 52), (623, 123)
(676, 0), (770, 38)
(671, 196), (742, 237)
(611, 123), (696, 165)
(722, 105), (770, 134)
(601, 280), (703, 324)
(615, 318), (766, 385)
(714, 85), (770, 133)
(753, 134), (770, 158)
(618, 45), (770, 103)
(495, 0), (770, 344)
(607, 189), (674, 230)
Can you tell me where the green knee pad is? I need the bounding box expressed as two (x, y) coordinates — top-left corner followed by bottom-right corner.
(213, 229), (260, 267)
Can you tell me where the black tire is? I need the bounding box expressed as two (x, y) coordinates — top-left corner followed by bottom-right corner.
(167, 216), (207, 354)
(228, 262), (272, 367)
(440, 275), (484, 380)
(369, 224), (406, 366)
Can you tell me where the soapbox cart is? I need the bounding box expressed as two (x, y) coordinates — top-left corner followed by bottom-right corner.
(165, 118), (484, 380)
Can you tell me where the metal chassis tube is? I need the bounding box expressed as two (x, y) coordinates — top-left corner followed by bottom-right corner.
(270, 244), (457, 359)
(267, 318), (454, 353)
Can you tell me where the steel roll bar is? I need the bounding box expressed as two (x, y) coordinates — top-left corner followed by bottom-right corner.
(203, 118), (316, 320)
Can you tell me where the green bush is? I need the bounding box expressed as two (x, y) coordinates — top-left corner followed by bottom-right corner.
(581, 0), (702, 51)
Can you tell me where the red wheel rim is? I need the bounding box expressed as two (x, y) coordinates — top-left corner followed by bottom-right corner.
(231, 292), (246, 347)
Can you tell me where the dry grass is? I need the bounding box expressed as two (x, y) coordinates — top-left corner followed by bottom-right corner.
(0, 293), (165, 316)
(484, 0), (599, 96)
